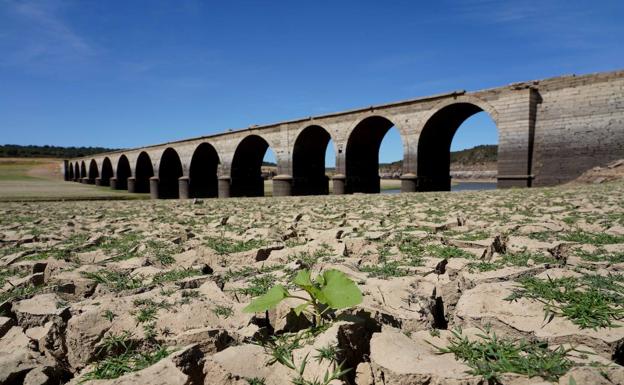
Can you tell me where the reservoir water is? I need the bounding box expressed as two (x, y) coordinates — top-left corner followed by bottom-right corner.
(382, 181), (497, 194)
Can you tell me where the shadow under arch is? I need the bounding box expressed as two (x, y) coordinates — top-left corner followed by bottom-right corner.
(80, 161), (87, 179)
(158, 148), (183, 199)
(68, 163), (74, 180)
(88, 160), (99, 184)
(73, 163), (80, 181)
(116, 155), (131, 190)
(231, 135), (272, 197)
(135, 152), (154, 193)
(345, 115), (402, 194)
(189, 143), (220, 198)
(292, 125), (331, 196)
(101, 158), (113, 186)
(417, 102), (498, 191)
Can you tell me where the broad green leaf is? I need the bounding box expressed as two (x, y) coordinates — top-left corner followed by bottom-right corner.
(294, 269), (327, 304)
(243, 285), (289, 313)
(293, 270), (313, 288)
(293, 302), (309, 316)
(319, 269), (363, 309)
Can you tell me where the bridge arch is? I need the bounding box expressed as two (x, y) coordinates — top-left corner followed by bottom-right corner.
(116, 155), (131, 190)
(344, 115), (404, 193)
(292, 125), (333, 196)
(79, 161), (86, 179)
(231, 134), (273, 197)
(416, 96), (499, 191)
(68, 163), (74, 181)
(73, 163), (79, 181)
(134, 152), (154, 193)
(189, 142), (220, 198)
(88, 160), (99, 183)
(158, 148), (184, 199)
(101, 158), (113, 186)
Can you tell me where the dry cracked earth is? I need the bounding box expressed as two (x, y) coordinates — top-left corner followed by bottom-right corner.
(1, 181), (624, 385)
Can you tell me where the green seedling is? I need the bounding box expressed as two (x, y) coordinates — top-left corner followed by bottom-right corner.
(431, 327), (575, 382)
(506, 274), (624, 329)
(243, 269), (362, 326)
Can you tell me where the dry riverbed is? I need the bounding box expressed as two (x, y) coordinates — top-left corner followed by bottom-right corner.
(1, 181), (624, 384)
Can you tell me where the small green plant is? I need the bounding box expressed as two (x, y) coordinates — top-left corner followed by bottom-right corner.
(314, 344), (340, 363)
(243, 269), (362, 326)
(83, 344), (170, 381)
(212, 305), (234, 319)
(258, 330), (350, 385)
(576, 249), (624, 264)
(97, 331), (135, 356)
(103, 310), (116, 322)
(467, 251), (552, 272)
(426, 244), (474, 259)
(0, 284), (42, 303)
(360, 260), (409, 279)
(205, 237), (266, 255)
(245, 378), (266, 385)
(83, 271), (144, 292)
(505, 274), (624, 329)
(560, 231), (624, 245)
(431, 327), (575, 382)
(527, 231), (552, 242)
(134, 306), (158, 324)
(457, 231), (490, 241)
(238, 274), (277, 297)
(151, 268), (202, 285)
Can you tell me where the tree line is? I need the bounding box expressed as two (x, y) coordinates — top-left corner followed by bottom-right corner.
(0, 144), (119, 159)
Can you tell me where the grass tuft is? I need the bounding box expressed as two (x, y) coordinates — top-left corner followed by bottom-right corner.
(432, 327), (574, 382)
(505, 274), (624, 329)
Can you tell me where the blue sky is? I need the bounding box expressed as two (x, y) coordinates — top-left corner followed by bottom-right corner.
(1, 1), (623, 165)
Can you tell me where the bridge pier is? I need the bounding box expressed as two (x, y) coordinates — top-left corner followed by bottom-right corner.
(109, 177), (117, 190)
(149, 177), (159, 199)
(63, 160), (70, 181)
(272, 175), (293, 197)
(178, 177), (190, 199)
(95, 177), (109, 187)
(127, 177), (137, 193)
(218, 176), (231, 198)
(416, 176), (452, 192)
(331, 174), (346, 195)
(400, 173), (417, 193)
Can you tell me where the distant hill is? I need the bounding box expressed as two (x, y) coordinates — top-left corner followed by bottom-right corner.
(450, 144), (497, 164)
(379, 145), (497, 171)
(0, 144), (119, 159)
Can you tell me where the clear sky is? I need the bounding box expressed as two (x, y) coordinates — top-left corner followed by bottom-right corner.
(1, 1), (623, 165)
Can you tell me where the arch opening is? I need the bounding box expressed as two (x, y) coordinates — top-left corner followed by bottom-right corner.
(293, 125), (331, 196)
(68, 163), (74, 180)
(158, 148), (183, 199)
(135, 152), (154, 193)
(116, 155), (131, 190)
(80, 161), (87, 179)
(345, 116), (402, 194)
(100, 158), (113, 186)
(231, 135), (272, 197)
(88, 160), (99, 181)
(73, 163), (80, 181)
(189, 143), (219, 198)
(417, 103), (498, 191)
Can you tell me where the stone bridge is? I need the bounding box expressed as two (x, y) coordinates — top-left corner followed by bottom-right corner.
(63, 69), (624, 199)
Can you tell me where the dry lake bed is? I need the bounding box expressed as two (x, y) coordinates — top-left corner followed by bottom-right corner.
(1, 175), (624, 384)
